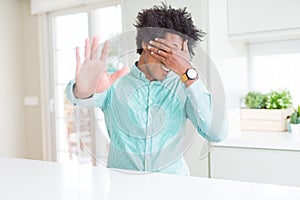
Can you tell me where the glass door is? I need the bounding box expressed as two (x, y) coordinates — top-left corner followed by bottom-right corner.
(50, 4), (122, 165)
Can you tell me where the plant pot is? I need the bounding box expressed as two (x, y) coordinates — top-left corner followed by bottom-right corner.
(240, 108), (293, 132)
(290, 124), (300, 134)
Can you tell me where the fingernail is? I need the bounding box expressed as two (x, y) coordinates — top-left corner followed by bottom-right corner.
(149, 40), (153, 44)
(147, 45), (151, 49)
(155, 38), (159, 41)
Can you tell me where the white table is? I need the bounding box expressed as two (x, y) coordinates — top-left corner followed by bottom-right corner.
(0, 157), (300, 200)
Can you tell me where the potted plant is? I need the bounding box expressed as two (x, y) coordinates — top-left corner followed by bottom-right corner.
(241, 90), (293, 132)
(244, 91), (267, 109)
(289, 106), (300, 134)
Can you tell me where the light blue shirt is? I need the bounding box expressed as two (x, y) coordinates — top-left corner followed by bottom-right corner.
(66, 64), (222, 175)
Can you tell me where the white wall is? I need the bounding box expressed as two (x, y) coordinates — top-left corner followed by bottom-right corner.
(207, 0), (248, 132)
(208, 0), (248, 101)
(0, 0), (26, 157)
(122, 0), (206, 32)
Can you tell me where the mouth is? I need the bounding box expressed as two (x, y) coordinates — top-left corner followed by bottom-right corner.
(161, 65), (170, 73)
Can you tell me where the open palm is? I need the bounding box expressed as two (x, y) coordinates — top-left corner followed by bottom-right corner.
(74, 37), (130, 99)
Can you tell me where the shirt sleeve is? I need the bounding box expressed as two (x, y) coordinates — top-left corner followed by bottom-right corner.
(65, 79), (109, 109)
(185, 80), (224, 142)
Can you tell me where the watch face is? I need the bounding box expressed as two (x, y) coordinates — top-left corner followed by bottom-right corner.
(186, 68), (197, 79)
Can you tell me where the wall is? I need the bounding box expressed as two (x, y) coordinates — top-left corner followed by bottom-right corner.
(122, 0), (207, 34)
(0, 0), (42, 159)
(21, 0), (43, 160)
(0, 0), (26, 157)
(207, 0), (248, 132)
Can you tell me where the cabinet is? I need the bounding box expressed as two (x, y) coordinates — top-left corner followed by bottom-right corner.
(210, 146), (300, 187)
(184, 121), (210, 177)
(227, 0), (300, 41)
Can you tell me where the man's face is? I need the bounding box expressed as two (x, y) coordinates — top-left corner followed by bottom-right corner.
(141, 32), (184, 81)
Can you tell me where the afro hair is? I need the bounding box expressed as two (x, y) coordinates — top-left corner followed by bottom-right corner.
(134, 3), (206, 56)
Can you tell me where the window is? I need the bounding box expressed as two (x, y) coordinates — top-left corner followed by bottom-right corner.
(249, 40), (300, 106)
(49, 4), (122, 165)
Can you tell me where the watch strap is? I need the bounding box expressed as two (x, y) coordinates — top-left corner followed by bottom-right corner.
(180, 73), (189, 82)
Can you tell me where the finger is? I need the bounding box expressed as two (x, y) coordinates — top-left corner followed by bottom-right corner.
(100, 40), (110, 63)
(157, 49), (168, 57)
(84, 38), (90, 59)
(148, 45), (168, 58)
(154, 38), (173, 48)
(149, 40), (171, 53)
(109, 67), (130, 84)
(75, 47), (81, 76)
(150, 51), (166, 63)
(147, 45), (164, 56)
(91, 36), (99, 60)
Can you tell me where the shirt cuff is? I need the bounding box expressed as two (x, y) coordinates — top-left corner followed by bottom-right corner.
(65, 80), (96, 107)
(186, 79), (211, 101)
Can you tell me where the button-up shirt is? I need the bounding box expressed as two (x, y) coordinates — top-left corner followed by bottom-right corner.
(66, 63), (222, 175)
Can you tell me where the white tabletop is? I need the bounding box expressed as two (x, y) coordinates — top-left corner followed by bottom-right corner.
(1, 157), (300, 200)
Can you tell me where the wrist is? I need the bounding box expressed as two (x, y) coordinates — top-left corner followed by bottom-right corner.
(73, 83), (93, 99)
(178, 62), (192, 76)
(73, 83), (81, 98)
(184, 77), (199, 88)
(180, 67), (198, 84)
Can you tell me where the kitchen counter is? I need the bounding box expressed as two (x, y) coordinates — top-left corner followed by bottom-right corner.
(216, 131), (300, 151)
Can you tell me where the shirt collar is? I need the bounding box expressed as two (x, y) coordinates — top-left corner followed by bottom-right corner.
(131, 61), (148, 81)
(130, 61), (174, 84)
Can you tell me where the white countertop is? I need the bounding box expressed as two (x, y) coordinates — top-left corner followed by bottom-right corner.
(0, 157), (300, 200)
(216, 131), (300, 151)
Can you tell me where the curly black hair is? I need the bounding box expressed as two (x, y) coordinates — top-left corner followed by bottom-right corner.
(134, 3), (206, 56)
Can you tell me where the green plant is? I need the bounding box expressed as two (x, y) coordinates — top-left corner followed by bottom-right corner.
(265, 90), (292, 109)
(290, 106), (300, 124)
(245, 92), (267, 109)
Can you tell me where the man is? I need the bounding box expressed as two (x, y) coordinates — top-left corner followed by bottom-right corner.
(66, 4), (225, 175)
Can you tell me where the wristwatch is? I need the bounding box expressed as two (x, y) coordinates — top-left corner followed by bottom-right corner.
(180, 68), (198, 82)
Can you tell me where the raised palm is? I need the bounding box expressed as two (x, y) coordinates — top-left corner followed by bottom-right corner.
(74, 37), (129, 98)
